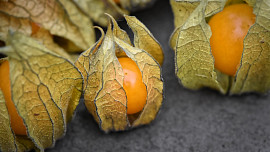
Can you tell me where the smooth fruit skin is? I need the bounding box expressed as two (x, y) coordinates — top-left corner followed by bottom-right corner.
(208, 3), (255, 76)
(118, 57), (147, 114)
(0, 61), (27, 135)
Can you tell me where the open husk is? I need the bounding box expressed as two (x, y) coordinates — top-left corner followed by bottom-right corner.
(75, 15), (164, 132)
(0, 31), (83, 151)
(0, 0), (96, 56)
(170, 0), (270, 95)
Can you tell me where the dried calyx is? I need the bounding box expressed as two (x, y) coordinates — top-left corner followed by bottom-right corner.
(0, 32), (83, 151)
(75, 14), (164, 132)
(72, 0), (157, 27)
(117, 0), (157, 12)
(0, 0), (96, 61)
(170, 0), (270, 95)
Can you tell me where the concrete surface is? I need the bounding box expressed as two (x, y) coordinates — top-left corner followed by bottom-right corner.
(47, 0), (270, 151)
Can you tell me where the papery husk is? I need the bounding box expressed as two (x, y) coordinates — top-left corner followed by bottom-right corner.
(0, 58), (39, 152)
(119, 0), (157, 12)
(0, 31), (83, 151)
(0, 87), (18, 152)
(230, 0), (270, 94)
(72, 0), (158, 27)
(170, 0), (270, 95)
(0, 0), (95, 53)
(72, 0), (128, 27)
(75, 15), (164, 132)
(124, 15), (164, 66)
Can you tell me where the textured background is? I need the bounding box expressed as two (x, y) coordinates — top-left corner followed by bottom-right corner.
(47, 0), (270, 151)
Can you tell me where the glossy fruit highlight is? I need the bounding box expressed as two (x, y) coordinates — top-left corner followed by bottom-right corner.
(118, 57), (147, 114)
(209, 3), (255, 76)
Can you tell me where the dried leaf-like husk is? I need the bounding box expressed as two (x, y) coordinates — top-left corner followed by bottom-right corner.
(170, 0), (226, 50)
(244, 0), (256, 6)
(0, 88), (17, 152)
(0, 12), (72, 60)
(114, 37), (163, 127)
(58, 0), (95, 51)
(76, 15), (163, 132)
(75, 29), (105, 127)
(0, 59), (38, 152)
(15, 136), (39, 152)
(0, 0), (95, 52)
(77, 23), (129, 132)
(124, 15), (164, 66)
(170, 0), (269, 94)
(119, 0), (157, 12)
(31, 27), (71, 60)
(171, 0), (228, 94)
(107, 13), (132, 58)
(72, 0), (128, 27)
(0, 12), (31, 41)
(72, 0), (157, 27)
(0, 32), (83, 151)
(230, 0), (270, 94)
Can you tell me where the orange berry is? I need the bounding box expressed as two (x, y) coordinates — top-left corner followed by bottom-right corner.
(208, 3), (255, 76)
(0, 61), (27, 135)
(118, 57), (147, 114)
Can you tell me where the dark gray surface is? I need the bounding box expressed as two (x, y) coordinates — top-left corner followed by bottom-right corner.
(47, 0), (270, 152)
